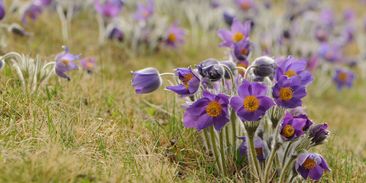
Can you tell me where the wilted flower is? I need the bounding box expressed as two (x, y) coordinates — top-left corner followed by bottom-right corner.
(238, 137), (267, 162)
(166, 68), (200, 97)
(183, 91), (229, 131)
(55, 47), (79, 80)
(280, 112), (312, 141)
(0, 0), (5, 21)
(197, 59), (224, 82)
(108, 27), (124, 42)
(80, 57), (96, 74)
(22, 4), (43, 24)
(333, 68), (355, 90)
(272, 76), (306, 108)
(235, 0), (255, 11)
(131, 67), (162, 94)
(165, 23), (185, 47)
(275, 56), (313, 85)
(134, 0), (154, 21)
(309, 123), (329, 145)
(218, 18), (251, 47)
(230, 80), (274, 121)
(252, 56), (275, 78)
(94, 0), (123, 18)
(295, 153), (330, 181)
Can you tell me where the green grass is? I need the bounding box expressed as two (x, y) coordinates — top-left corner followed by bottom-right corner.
(0, 4), (366, 183)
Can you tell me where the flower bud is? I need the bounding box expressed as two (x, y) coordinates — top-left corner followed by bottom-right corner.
(252, 56), (275, 77)
(196, 59), (224, 82)
(131, 67), (162, 94)
(309, 123), (329, 145)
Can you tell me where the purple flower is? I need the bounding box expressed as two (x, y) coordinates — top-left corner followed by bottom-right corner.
(80, 57), (96, 74)
(295, 153), (330, 181)
(232, 39), (251, 62)
(134, 0), (154, 21)
(272, 76), (306, 108)
(22, 4), (43, 24)
(183, 91), (229, 131)
(275, 56), (313, 85)
(55, 47), (79, 80)
(223, 11), (234, 26)
(235, 0), (255, 11)
(131, 67), (162, 94)
(108, 27), (124, 42)
(252, 56), (275, 78)
(315, 27), (328, 43)
(165, 23), (185, 48)
(320, 9), (334, 28)
(166, 68), (200, 97)
(318, 43), (342, 63)
(238, 137), (267, 162)
(94, 0), (123, 18)
(217, 19), (251, 47)
(309, 123), (329, 145)
(0, 0), (5, 21)
(306, 56), (318, 72)
(280, 112), (312, 141)
(230, 80), (274, 121)
(34, 0), (52, 7)
(333, 69), (355, 90)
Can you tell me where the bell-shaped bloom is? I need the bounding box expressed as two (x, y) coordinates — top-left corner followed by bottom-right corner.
(131, 67), (162, 94)
(183, 91), (229, 131)
(232, 39), (251, 62)
(0, 0), (5, 21)
(134, 0), (154, 21)
(217, 19), (251, 47)
(165, 23), (185, 48)
(55, 47), (79, 80)
(94, 0), (123, 18)
(309, 123), (329, 145)
(295, 153), (330, 181)
(275, 56), (313, 86)
(196, 59), (224, 82)
(235, 0), (255, 11)
(108, 27), (124, 42)
(333, 68), (355, 90)
(230, 80), (274, 121)
(238, 137), (267, 162)
(80, 57), (96, 74)
(272, 76), (306, 108)
(22, 4), (43, 24)
(166, 68), (200, 97)
(280, 112), (312, 141)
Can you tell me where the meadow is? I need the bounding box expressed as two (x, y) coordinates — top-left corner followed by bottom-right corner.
(0, 0), (366, 182)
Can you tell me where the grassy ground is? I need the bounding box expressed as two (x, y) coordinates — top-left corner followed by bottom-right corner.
(0, 4), (366, 183)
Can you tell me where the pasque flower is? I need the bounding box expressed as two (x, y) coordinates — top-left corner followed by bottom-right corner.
(238, 137), (267, 162)
(333, 68), (355, 90)
(196, 59), (224, 82)
(166, 68), (200, 97)
(134, 0), (154, 21)
(183, 91), (229, 131)
(94, 0), (123, 18)
(275, 56), (313, 85)
(165, 23), (185, 47)
(108, 27), (124, 42)
(280, 112), (312, 141)
(34, 0), (52, 7)
(55, 47), (79, 80)
(252, 56), (275, 78)
(230, 80), (274, 121)
(232, 39), (251, 62)
(0, 0), (5, 20)
(131, 67), (162, 94)
(217, 19), (251, 47)
(309, 123), (329, 145)
(235, 0), (255, 11)
(80, 57), (96, 74)
(272, 76), (306, 108)
(318, 43), (342, 63)
(22, 4), (43, 24)
(295, 153), (330, 181)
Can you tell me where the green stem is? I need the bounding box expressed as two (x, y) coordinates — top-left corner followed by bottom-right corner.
(219, 131), (227, 176)
(248, 135), (262, 182)
(282, 142), (293, 166)
(230, 110), (237, 158)
(203, 129), (212, 153)
(278, 156), (296, 183)
(225, 125), (231, 155)
(263, 142), (279, 182)
(210, 127), (224, 175)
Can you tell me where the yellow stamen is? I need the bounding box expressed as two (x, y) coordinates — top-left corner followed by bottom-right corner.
(337, 72), (348, 82)
(303, 158), (317, 170)
(282, 124), (295, 138)
(243, 95), (260, 112)
(182, 73), (193, 88)
(232, 32), (245, 42)
(279, 87), (293, 101)
(168, 33), (176, 42)
(285, 70), (297, 77)
(206, 101), (222, 117)
(62, 59), (70, 66)
(240, 48), (249, 55)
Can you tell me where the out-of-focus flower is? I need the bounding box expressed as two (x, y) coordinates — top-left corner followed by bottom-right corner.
(309, 123), (329, 145)
(320, 9), (334, 28)
(55, 47), (79, 80)
(280, 112), (312, 141)
(232, 39), (251, 62)
(183, 91), (230, 131)
(197, 59), (224, 82)
(252, 56), (275, 78)
(0, 0), (5, 21)
(223, 11), (234, 26)
(34, 0), (52, 7)
(333, 68), (355, 90)
(134, 0), (154, 21)
(235, 0), (255, 11)
(238, 137), (267, 162)
(295, 153), (330, 181)
(8, 24), (30, 36)
(131, 67), (162, 94)
(306, 55), (318, 72)
(315, 27), (328, 43)
(165, 23), (185, 48)
(108, 27), (124, 42)
(94, 0), (123, 18)
(318, 43), (341, 63)
(80, 57), (96, 74)
(22, 4), (43, 24)
(218, 19), (251, 47)
(275, 56), (313, 85)
(272, 76), (306, 108)
(210, 0), (220, 9)
(166, 68), (200, 97)
(230, 80), (274, 121)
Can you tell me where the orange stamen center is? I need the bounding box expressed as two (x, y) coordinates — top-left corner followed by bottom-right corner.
(282, 124), (295, 138)
(232, 32), (245, 42)
(279, 87), (293, 101)
(243, 95), (260, 112)
(206, 101), (222, 117)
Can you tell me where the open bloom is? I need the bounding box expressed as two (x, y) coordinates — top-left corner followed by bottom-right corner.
(280, 112), (312, 141)
(134, 0), (154, 21)
(166, 68), (200, 97)
(296, 153), (330, 181)
(131, 67), (162, 94)
(272, 76), (306, 108)
(22, 4), (43, 24)
(94, 0), (123, 18)
(275, 56), (313, 85)
(165, 23), (185, 47)
(80, 57), (96, 74)
(55, 47), (79, 80)
(217, 19), (251, 47)
(318, 43), (342, 63)
(0, 0), (5, 20)
(232, 39), (251, 62)
(238, 137), (267, 162)
(230, 80), (274, 121)
(183, 91), (229, 131)
(333, 69), (355, 90)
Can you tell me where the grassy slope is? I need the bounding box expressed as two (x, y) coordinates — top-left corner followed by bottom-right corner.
(0, 4), (366, 183)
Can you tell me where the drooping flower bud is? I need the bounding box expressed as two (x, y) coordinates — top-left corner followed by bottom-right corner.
(196, 59), (224, 82)
(308, 123), (329, 146)
(131, 67), (162, 94)
(252, 56), (275, 77)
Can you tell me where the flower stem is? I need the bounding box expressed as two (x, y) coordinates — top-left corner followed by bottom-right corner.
(278, 156), (296, 183)
(202, 129), (211, 153)
(230, 109), (237, 158)
(263, 141), (279, 182)
(219, 131), (227, 176)
(282, 141), (293, 166)
(209, 127), (224, 175)
(247, 135), (262, 182)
